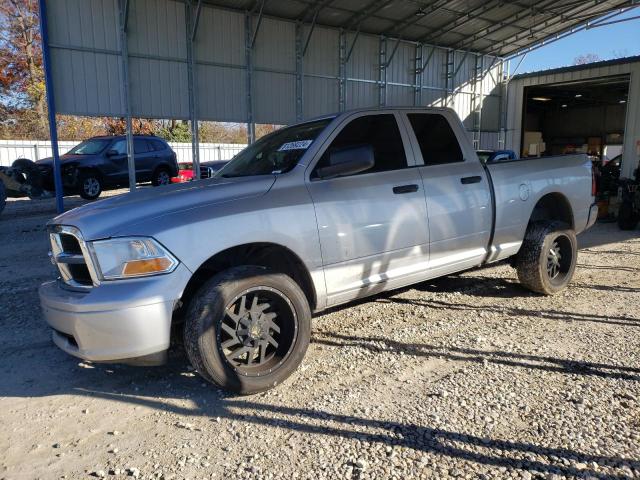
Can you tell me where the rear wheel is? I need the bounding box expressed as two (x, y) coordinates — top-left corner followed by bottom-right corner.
(152, 167), (172, 186)
(78, 171), (102, 200)
(516, 221), (577, 295)
(184, 266), (311, 394)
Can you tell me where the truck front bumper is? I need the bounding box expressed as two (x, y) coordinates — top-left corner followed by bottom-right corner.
(39, 263), (192, 363)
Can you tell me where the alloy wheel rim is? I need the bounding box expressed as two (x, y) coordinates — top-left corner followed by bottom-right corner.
(157, 171), (170, 185)
(218, 286), (297, 377)
(545, 234), (572, 285)
(547, 240), (562, 279)
(84, 178), (99, 197)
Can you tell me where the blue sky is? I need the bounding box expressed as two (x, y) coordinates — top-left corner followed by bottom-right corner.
(509, 9), (640, 74)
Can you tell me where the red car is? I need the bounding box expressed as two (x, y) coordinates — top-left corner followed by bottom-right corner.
(171, 161), (228, 183)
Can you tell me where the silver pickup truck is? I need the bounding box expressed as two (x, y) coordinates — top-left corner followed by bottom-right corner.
(40, 108), (598, 394)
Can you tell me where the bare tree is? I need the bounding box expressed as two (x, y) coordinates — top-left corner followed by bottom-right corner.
(574, 53), (602, 65)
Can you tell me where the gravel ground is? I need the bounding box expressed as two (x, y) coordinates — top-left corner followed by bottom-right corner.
(1, 194), (639, 480)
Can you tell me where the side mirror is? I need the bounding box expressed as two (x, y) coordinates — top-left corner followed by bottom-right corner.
(315, 144), (375, 180)
(106, 149), (119, 157)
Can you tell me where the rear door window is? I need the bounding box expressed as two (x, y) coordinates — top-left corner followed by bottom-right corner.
(313, 114), (407, 177)
(134, 139), (152, 154)
(110, 140), (127, 155)
(407, 113), (463, 165)
(150, 139), (166, 151)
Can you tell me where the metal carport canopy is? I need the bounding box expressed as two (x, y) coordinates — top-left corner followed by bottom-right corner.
(39, 0), (637, 212)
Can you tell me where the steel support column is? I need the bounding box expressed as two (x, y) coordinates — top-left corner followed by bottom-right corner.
(413, 43), (423, 106)
(295, 22), (304, 121)
(444, 49), (454, 107)
(117, 0), (135, 191)
(186, 0), (200, 179)
(471, 54), (483, 149)
(245, 13), (256, 144)
(38, 0), (64, 213)
(378, 36), (387, 107)
(338, 29), (347, 111)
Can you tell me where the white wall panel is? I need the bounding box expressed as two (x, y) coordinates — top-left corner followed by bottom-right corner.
(253, 71), (296, 124)
(195, 7), (245, 65)
(387, 85), (413, 106)
(303, 77), (339, 118)
(50, 48), (124, 116)
(254, 18), (295, 72)
(48, 0), (119, 50)
(197, 65), (247, 122)
(347, 34), (378, 81)
(303, 27), (339, 77)
(45, 0), (503, 139)
(129, 57), (189, 119)
(127, 0), (186, 58)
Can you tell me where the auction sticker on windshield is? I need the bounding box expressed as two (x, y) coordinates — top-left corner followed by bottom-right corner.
(278, 140), (313, 151)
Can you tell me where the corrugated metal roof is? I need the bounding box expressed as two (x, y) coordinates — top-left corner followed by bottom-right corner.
(201, 0), (635, 57)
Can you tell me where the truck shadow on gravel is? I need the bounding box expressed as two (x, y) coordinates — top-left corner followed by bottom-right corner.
(314, 332), (640, 382)
(2, 330), (638, 479)
(22, 348), (633, 480)
(50, 359), (640, 480)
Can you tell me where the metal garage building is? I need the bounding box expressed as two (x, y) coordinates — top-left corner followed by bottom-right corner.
(38, 0), (639, 211)
(505, 56), (640, 180)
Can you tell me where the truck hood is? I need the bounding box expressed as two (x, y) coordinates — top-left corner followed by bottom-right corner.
(51, 175), (277, 240)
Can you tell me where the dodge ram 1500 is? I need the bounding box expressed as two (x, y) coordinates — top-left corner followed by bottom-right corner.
(39, 108), (598, 394)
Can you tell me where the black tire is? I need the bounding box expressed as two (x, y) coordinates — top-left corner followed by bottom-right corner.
(618, 202), (639, 230)
(184, 266), (311, 394)
(11, 158), (44, 196)
(77, 171), (102, 200)
(516, 221), (577, 295)
(0, 180), (6, 215)
(152, 166), (172, 186)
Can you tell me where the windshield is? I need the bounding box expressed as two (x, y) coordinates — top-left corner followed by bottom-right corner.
(68, 138), (112, 155)
(215, 119), (333, 178)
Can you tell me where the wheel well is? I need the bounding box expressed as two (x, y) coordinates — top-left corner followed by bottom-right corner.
(176, 243), (316, 321)
(528, 193), (574, 229)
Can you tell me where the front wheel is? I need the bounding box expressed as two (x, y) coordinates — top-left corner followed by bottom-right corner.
(78, 171), (102, 200)
(516, 221), (577, 295)
(184, 266), (311, 394)
(152, 167), (172, 186)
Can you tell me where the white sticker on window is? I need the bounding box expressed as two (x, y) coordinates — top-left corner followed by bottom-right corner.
(278, 140), (313, 151)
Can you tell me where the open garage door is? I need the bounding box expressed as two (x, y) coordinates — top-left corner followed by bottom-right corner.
(521, 76), (629, 163)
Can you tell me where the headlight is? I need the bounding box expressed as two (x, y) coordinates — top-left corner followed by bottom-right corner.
(87, 237), (178, 280)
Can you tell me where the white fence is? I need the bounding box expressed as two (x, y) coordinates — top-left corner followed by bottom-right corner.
(0, 140), (246, 167)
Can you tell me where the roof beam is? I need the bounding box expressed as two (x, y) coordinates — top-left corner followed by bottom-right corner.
(418, 0), (512, 44)
(191, 0), (202, 41)
(487, 1), (630, 56)
(383, 0), (449, 37)
(344, 0), (395, 29)
(249, 0), (267, 48)
(454, 0), (560, 51)
(502, 3), (639, 59)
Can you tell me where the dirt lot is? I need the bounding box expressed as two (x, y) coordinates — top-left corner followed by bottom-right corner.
(1, 195), (639, 480)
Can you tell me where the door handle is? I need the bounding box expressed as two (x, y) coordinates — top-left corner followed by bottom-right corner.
(460, 176), (482, 184)
(393, 184), (419, 194)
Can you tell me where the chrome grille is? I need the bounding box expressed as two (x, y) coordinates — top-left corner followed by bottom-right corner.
(49, 226), (98, 289)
